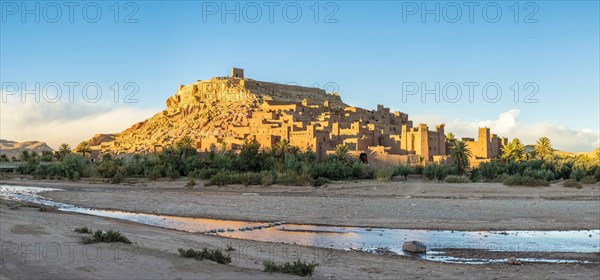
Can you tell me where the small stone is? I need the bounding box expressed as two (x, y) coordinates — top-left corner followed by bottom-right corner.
(402, 241), (427, 253)
(507, 257), (521, 265)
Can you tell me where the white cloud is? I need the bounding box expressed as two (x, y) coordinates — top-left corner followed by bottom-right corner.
(412, 109), (599, 153)
(0, 97), (157, 150)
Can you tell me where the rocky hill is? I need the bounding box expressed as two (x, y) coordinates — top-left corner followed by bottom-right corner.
(89, 72), (346, 155)
(553, 147), (600, 157)
(0, 139), (54, 159)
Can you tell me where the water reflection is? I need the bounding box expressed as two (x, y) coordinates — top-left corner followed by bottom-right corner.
(2, 185), (599, 264)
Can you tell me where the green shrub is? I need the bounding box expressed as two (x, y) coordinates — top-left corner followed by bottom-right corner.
(502, 175), (549, 187)
(81, 230), (131, 244)
(263, 260), (318, 277)
(493, 173), (510, 183)
(177, 248), (231, 264)
(444, 175), (470, 183)
(149, 166), (162, 180)
(396, 165), (412, 180)
(240, 172), (263, 186)
(283, 154), (304, 172)
(97, 157), (119, 178)
(473, 161), (504, 181)
(205, 249), (231, 264)
(186, 178), (196, 188)
(111, 173), (123, 184)
(423, 164), (456, 181)
(206, 171), (272, 186)
(580, 176), (597, 185)
(351, 161), (366, 179)
(82, 164), (97, 177)
(373, 167), (395, 182)
(594, 167), (600, 182)
(261, 171), (276, 186)
(422, 164), (436, 180)
(167, 169), (180, 180)
(178, 248), (201, 259)
(17, 159), (39, 175)
(190, 168), (219, 180)
(523, 168), (554, 181)
(312, 177), (330, 187)
(310, 159), (354, 180)
(563, 179), (582, 188)
(74, 227), (91, 234)
(206, 171), (237, 186)
(275, 170), (313, 186)
(570, 168), (586, 181)
(32, 164), (48, 179)
(61, 154), (88, 179)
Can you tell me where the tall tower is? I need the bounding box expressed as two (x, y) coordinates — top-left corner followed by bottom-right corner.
(478, 127), (491, 158)
(436, 124), (446, 155)
(231, 68), (244, 78)
(418, 124), (429, 161)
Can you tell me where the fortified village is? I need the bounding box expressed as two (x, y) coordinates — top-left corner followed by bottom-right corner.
(89, 68), (507, 167)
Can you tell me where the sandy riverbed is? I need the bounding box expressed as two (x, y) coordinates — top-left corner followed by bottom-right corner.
(11, 178), (600, 231)
(1, 178), (599, 279)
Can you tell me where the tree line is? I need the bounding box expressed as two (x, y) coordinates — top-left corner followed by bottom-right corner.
(3, 136), (599, 186)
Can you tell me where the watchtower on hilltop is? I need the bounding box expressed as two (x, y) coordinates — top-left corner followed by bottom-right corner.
(231, 68), (244, 78)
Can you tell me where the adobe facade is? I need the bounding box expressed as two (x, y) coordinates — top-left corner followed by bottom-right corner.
(463, 127), (508, 167)
(192, 69), (451, 165)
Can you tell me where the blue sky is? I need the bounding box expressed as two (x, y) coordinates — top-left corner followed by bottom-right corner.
(1, 1), (599, 151)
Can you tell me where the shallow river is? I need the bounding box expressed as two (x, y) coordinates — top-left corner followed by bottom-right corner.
(1, 185), (598, 264)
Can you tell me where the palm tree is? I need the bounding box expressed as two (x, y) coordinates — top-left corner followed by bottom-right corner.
(501, 138), (526, 163)
(446, 132), (456, 142)
(445, 132), (457, 154)
(417, 155), (425, 168)
(58, 143), (71, 159)
(273, 139), (291, 158)
(335, 144), (350, 161)
(534, 137), (553, 159)
(41, 150), (54, 162)
(288, 146), (301, 156)
(176, 136), (196, 158)
(19, 150), (30, 161)
(449, 140), (472, 175)
(219, 142), (228, 153)
(176, 136), (194, 150)
(75, 141), (92, 157)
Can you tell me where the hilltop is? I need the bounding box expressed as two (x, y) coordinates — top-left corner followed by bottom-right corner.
(89, 68), (345, 155)
(0, 139), (54, 159)
(88, 68), (502, 166)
